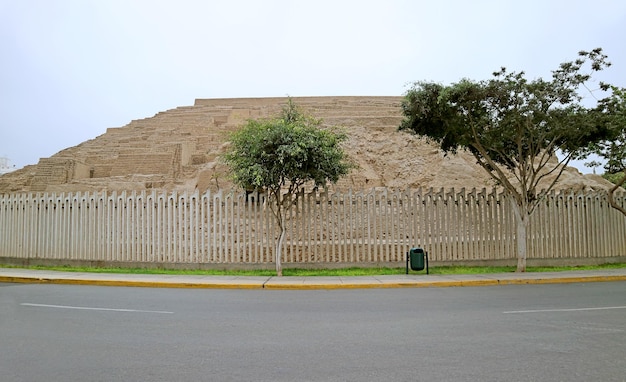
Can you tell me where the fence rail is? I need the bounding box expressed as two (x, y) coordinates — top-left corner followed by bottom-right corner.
(1, 188), (625, 268)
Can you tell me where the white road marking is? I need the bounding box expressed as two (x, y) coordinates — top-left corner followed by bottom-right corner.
(503, 306), (626, 314)
(21, 303), (173, 314)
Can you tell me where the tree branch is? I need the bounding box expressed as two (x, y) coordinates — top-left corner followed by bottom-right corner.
(470, 138), (522, 206)
(608, 172), (626, 216)
(527, 131), (563, 192)
(532, 155), (573, 215)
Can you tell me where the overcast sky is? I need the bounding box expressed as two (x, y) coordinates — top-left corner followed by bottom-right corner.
(1, 0), (625, 173)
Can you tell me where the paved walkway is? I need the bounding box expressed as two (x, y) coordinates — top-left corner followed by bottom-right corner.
(1, 267), (626, 289)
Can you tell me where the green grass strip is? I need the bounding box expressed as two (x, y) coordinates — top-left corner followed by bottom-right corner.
(2, 263), (625, 276)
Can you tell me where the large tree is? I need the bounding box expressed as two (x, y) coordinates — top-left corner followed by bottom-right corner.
(400, 48), (617, 272)
(222, 99), (354, 276)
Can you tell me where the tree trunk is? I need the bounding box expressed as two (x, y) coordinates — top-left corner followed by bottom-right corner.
(275, 224), (285, 277)
(511, 200), (528, 272)
(515, 216), (528, 272)
(268, 191), (287, 277)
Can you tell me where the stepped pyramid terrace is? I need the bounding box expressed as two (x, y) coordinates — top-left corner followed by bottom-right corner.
(0, 96), (613, 194)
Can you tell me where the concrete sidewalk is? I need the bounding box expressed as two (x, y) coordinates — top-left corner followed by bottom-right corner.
(1, 267), (626, 289)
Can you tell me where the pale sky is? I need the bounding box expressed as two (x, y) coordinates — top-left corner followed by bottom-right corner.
(1, 0), (625, 173)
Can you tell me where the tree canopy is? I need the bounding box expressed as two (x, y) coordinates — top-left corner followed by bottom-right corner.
(587, 86), (626, 215)
(222, 99), (354, 275)
(400, 48), (619, 271)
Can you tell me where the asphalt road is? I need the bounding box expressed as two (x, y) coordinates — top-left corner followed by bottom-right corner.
(1, 281), (625, 382)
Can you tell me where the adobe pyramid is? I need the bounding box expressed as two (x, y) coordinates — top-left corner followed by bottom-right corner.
(0, 96), (612, 194)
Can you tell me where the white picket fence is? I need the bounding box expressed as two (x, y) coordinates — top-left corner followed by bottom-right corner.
(1, 188), (625, 268)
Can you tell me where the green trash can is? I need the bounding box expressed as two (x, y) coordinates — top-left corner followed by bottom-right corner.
(406, 247), (429, 274)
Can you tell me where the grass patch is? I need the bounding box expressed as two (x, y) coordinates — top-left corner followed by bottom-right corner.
(526, 263), (626, 272)
(2, 263), (625, 276)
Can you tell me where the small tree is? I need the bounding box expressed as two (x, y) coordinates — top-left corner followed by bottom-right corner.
(222, 99), (354, 276)
(400, 48), (616, 272)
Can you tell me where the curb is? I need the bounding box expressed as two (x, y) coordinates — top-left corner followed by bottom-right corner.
(0, 276), (266, 289)
(263, 275), (626, 290)
(2, 274), (626, 290)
